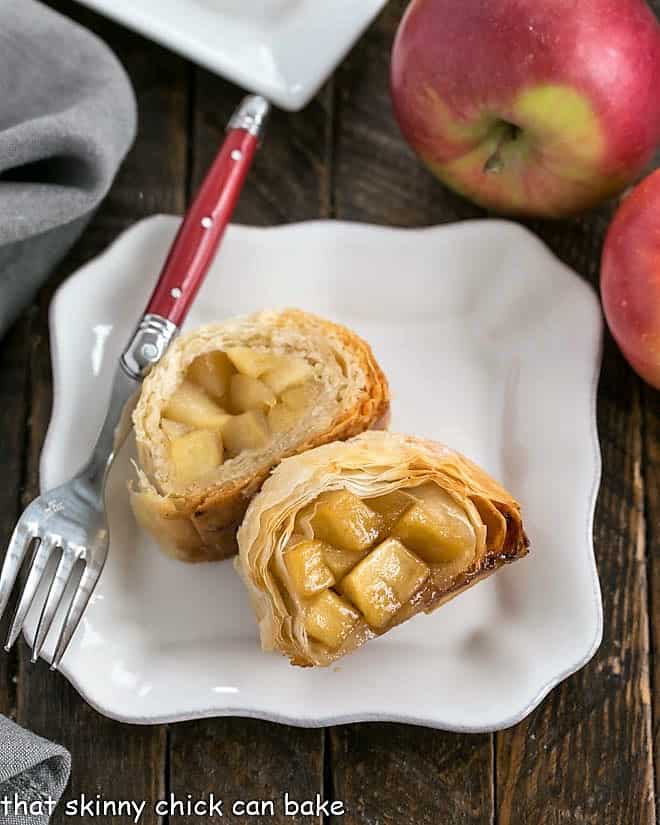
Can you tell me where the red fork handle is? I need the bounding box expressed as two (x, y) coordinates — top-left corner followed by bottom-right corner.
(146, 95), (270, 326)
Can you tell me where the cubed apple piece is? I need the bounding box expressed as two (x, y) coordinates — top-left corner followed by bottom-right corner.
(338, 538), (430, 629)
(303, 590), (360, 649)
(323, 544), (367, 580)
(284, 540), (335, 597)
(163, 380), (232, 431)
(161, 418), (192, 440)
(367, 490), (414, 535)
(262, 357), (313, 395)
(391, 484), (476, 564)
(230, 374), (277, 413)
(169, 429), (223, 485)
(225, 347), (283, 378)
(222, 410), (270, 456)
(281, 384), (315, 411)
(187, 351), (234, 400)
(310, 490), (384, 553)
(267, 402), (301, 434)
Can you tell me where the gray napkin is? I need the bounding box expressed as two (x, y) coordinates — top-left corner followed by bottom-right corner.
(0, 716), (71, 825)
(0, 0), (136, 337)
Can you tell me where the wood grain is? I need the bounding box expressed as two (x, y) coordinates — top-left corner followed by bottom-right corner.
(0, 313), (33, 719)
(643, 383), (660, 823)
(15, 4), (190, 823)
(329, 724), (493, 825)
(169, 719), (323, 825)
(641, 9), (660, 823)
(190, 70), (334, 222)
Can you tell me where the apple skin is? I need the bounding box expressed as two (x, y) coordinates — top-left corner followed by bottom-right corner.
(391, 0), (660, 217)
(601, 170), (660, 389)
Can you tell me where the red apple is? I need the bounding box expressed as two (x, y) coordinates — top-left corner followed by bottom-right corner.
(601, 170), (660, 389)
(391, 0), (660, 217)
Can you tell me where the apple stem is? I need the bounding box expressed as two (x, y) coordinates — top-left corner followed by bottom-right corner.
(484, 122), (520, 174)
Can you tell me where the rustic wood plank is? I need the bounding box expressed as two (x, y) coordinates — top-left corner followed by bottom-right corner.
(190, 70), (333, 222)
(639, 9), (660, 823)
(165, 65), (333, 825)
(0, 313), (33, 720)
(329, 724), (493, 825)
(15, 4), (189, 823)
(643, 382), (660, 822)
(329, 4), (494, 824)
(168, 718), (323, 825)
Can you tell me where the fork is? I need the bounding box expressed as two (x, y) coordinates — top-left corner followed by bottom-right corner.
(0, 95), (270, 670)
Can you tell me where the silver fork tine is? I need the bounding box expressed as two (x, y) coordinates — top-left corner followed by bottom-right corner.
(31, 549), (79, 663)
(5, 537), (59, 652)
(0, 523), (37, 622)
(50, 561), (102, 671)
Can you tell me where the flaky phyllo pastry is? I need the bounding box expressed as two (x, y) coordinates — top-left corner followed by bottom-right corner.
(236, 431), (529, 666)
(130, 310), (389, 562)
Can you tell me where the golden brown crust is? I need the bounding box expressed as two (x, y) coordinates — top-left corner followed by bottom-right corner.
(129, 310), (390, 562)
(236, 431), (529, 667)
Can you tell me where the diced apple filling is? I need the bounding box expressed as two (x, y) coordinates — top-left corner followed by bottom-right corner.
(188, 351), (233, 400)
(391, 484), (476, 564)
(276, 485), (480, 647)
(322, 544), (368, 580)
(303, 590), (360, 649)
(281, 385), (312, 411)
(285, 540), (335, 597)
(262, 358), (312, 395)
(164, 380), (232, 431)
(230, 374), (277, 413)
(339, 538), (429, 629)
(309, 490), (383, 552)
(367, 490), (413, 536)
(169, 429), (223, 485)
(223, 410), (270, 456)
(267, 403), (300, 434)
(225, 347), (283, 378)
(160, 346), (319, 481)
(161, 418), (192, 440)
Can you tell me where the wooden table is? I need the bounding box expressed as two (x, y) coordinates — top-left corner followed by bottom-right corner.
(1, 1), (658, 822)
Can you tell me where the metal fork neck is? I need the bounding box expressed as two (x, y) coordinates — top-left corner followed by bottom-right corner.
(227, 95), (270, 139)
(120, 314), (179, 380)
(81, 366), (139, 495)
(82, 314), (178, 495)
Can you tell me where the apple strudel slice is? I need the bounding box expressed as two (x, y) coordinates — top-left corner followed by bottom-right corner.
(130, 310), (389, 563)
(236, 431), (529, 666)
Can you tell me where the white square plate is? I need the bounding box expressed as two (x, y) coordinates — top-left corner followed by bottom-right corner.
(74, 0), (387, 110)
(30, 216), (603, 730)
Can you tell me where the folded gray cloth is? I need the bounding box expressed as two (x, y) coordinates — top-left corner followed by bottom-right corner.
(0, 716), (71, 825)
(0, 0), (136, 337)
